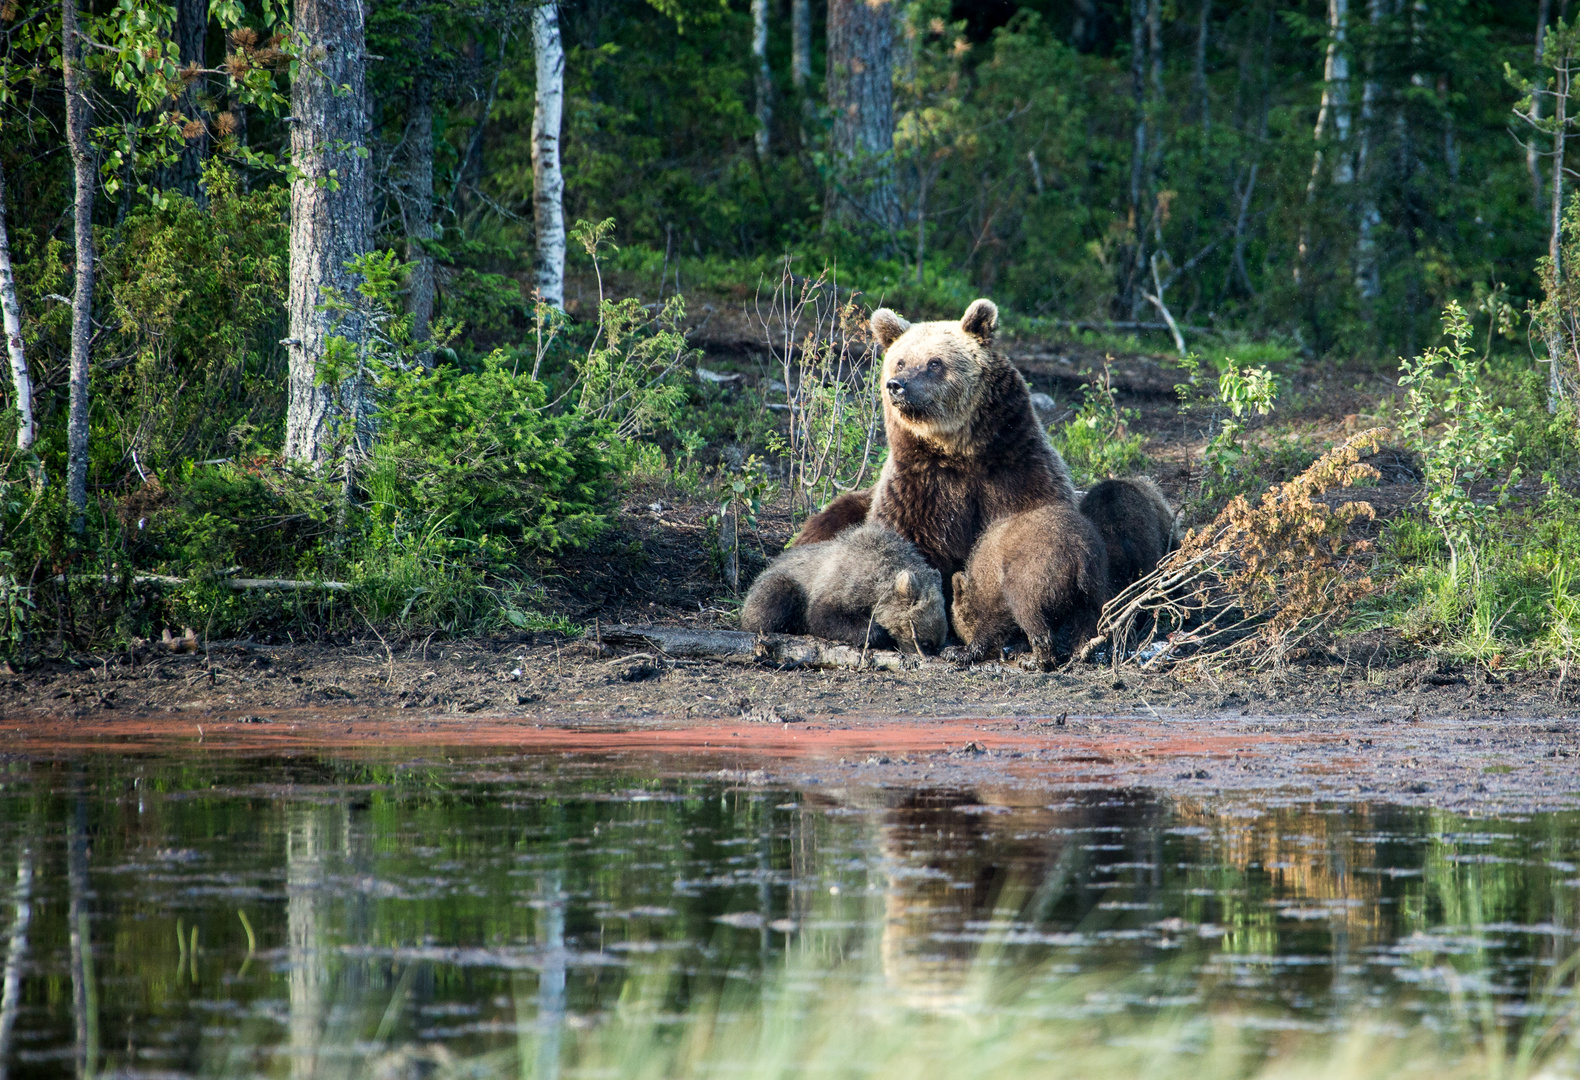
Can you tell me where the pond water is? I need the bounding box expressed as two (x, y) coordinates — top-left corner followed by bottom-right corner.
(0, 749), (1577, 1079)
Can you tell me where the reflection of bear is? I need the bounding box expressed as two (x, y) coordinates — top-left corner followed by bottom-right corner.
(1079, 476), (1178, 594)
(740, 524), (947, 653)
(791, 490), (872, 545)
(796, 300), (1076, 586)
(950, 504), (1110, 665)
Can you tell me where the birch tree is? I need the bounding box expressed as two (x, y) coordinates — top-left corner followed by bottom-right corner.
(1296, 0), (1351, 286)
(1530, 0), (1554, 217)
(63, 0), (95, 521)
(826, 0), (899, 232)
(285, 0), (372, 463)
(0, 166), (32, 453)
(531, 2), (566, 310)
(752, 0), (771, 158)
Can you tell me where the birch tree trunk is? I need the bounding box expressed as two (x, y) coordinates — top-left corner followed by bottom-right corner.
(1531, 0), (1553, 217)
(791, 0), (811, 90)
(0, 167), (32, 452)
(531, 4), (566, 311)
(752, 0), (771, 158)
(285, 0), (371, 464)
(63, 0), (95, 522)
(1297, 0), (1350, 285)
(404, 15), (436, 358)
(826, 0), (900, 232)
(1353, 0), (1383, 301)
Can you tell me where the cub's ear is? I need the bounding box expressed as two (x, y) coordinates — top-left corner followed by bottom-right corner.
(871, 308), (911, 349)
(951, 571), (968, 599)
(960, 298), (999, 343)
(894, 569), (916, 599)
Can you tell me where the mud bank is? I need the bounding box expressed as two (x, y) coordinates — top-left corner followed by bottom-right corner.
(3, 633), (1577, 813)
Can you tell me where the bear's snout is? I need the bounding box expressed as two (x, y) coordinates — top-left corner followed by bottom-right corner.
(885, 378), (907, 398)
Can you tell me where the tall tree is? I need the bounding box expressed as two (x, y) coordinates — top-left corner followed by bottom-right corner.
(403, 12), (436, 355)
(1123, 0), (1154, 318)
(285, 0), (372, 463)
(826, 0), (899, 233)
(1530, 0), (1554, 217)
(752, 0), (771, 158)
(63, 0), (95, 521)
(1296, 0), (1351, 286)
(531, 2), (566, 310)
(0, 166), (32, 453)
(168, 0), (211, 202)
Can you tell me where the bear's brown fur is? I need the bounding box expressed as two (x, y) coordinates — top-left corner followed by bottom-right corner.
(740, 524), (947, 654)
(1078, 476), (1178, 594)
(950, 504), (1110, 667)
(792, 489), (873, 546)
(865, 299), (1076, 584)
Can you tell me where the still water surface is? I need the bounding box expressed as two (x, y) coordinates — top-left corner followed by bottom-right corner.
(0, 750), (1576, 1078)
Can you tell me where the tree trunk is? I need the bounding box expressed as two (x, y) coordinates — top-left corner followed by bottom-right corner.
(1072, 0), (1101, 53)
(1550, 55), (1570, 411)
(63, 0), (95, 523)
(404, 15), (436, 358)
(791, 0), (811, 90)
(0, 167), (33, 452)
(825, 0), (899, 232)
(1124, 0), (1149, 318)
(1353, 0), (1383, 302)
(752, 0), (771, 158)
(531, 4), (566, 310)
(1192, 0), (1211, 133)
(170, 0), (210, 203)
(285, 0), (371, 464)
(1297, 0), (1350, 284)
(1531, 0), (1553, 217)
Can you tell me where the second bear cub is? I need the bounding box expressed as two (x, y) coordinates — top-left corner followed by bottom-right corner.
(950, 504), (1110, 666)
(1079, 476), (1178, 594)
(741, 525), (947, 654)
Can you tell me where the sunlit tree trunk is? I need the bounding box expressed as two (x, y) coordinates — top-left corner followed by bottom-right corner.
(0, 847), (33, 1080)
(826, 0), (899, 232)
(531, 4), (566, 310)
(285, 0), (371, 464)
(63, 0), (95, 524)
(404, 14), (436, 359)
(1531, 0), (1553, 217)
(0, 167), (32, 453)
(752, 0), (771, 158)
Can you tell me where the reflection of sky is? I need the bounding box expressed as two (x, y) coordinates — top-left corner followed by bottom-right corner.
(0, 753), (1576, 1075)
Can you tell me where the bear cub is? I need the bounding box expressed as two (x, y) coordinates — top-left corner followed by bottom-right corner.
(950, 504), (1110, 667)
(741, 525), (947, 654)
(1079, 476), (1178, 594)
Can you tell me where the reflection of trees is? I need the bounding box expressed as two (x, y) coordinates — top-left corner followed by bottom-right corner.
(68, 792), (97, 1080)
(0, 844), (31, 1080)
(288, 806), (330, 1080)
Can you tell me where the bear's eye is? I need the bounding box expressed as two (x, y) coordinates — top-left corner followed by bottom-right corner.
(927, 359), (941, 372)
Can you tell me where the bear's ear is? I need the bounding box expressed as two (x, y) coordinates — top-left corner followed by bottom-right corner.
(894, 569), (915, 599)
(871, 308), (911, 349)
(951, 571), (968, 598)
(960, 298), (999, 344)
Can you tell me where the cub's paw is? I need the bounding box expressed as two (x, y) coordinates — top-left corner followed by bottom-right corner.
(939, 644), (973, 666)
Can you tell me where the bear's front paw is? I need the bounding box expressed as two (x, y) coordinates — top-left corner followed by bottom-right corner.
(939, 644), (973, 666)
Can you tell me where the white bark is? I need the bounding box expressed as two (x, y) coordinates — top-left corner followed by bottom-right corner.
(1353, 0), (1383, 301)
(0, 848), (33, 1080)
(531, 4), (566, 311)
(1531, 0), (1553, 216)
(752, 0), (772, 158)
(0, 167), (32, 452)
(791, 0), (811, 90)
(1326, 0), (1353, 183)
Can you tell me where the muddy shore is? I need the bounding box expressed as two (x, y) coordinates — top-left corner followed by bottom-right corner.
(3, 632), (1576, 814)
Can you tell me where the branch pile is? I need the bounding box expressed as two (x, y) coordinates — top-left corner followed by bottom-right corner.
(1090, 427), (1388, 670)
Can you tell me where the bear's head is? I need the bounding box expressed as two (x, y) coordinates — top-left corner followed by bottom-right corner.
(870, 299), (999, 447)
(873, 565), (947, 655)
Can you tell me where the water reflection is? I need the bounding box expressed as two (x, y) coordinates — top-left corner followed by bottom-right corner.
(0, 754), (1571, 1078)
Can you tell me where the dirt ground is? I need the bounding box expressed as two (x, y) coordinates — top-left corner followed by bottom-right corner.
(6, 320), (1574, 812)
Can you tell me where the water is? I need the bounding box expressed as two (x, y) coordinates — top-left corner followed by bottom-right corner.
(0, 750), (1577, 1078)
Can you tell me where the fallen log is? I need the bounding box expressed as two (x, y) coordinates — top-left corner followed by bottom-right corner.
(599, 625), (913, 671)
(51, 574), (349, 592)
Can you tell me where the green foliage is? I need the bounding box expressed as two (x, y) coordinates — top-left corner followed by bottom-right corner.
(1050, 361), (1147, 486)
(1398, 302), (1519, 573)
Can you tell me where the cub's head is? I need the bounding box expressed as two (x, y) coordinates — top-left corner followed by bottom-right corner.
(949, 570), (980, 645)
(872, 565), (946, 655)
(871, 299), (999, 445)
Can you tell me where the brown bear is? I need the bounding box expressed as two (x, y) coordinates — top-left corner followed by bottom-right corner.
(793, 300), (1073, 564)
(792, 490), (873, 545)
(950, 504), (1110, 667)
(1078, 476), (1178, 595)
(740, 524), (947, 654)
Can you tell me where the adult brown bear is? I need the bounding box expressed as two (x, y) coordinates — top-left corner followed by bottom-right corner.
(802, 299), (1075, 585)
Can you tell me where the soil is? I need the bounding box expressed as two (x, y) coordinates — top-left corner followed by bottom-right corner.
(6, 309), (1573, 811)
